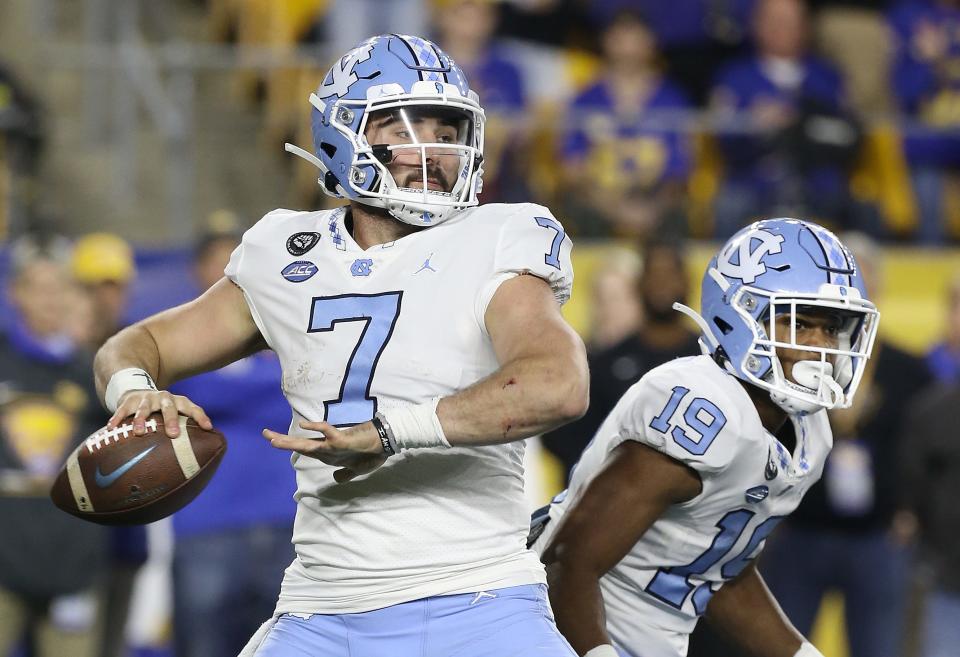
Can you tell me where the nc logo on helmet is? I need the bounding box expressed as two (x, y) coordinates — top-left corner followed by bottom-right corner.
(716, 229), (785, 284)
(318, 42), (375, 99)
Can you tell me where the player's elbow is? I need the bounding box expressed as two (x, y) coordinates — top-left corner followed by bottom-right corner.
(543, 540), (601, 585)
(557, 380), (589, 424)
(551, 351), (589, 423)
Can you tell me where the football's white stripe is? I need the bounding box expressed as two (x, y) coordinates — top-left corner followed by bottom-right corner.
(170, 416), (201, 479)
(67, 448), (94, 512)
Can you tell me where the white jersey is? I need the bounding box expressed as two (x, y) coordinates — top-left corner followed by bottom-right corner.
(535, 355), (832, 655)
(225, 202), (572, 614)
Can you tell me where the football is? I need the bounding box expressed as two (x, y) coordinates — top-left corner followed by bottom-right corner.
(50, 413), (226, 525)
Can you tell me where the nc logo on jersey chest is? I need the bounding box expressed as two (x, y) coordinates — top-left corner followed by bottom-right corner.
(281, 261), (318, 283)
(716, 229), (785, 284)
(350, 258), (373, 277)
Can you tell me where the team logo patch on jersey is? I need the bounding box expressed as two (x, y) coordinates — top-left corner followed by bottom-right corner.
(286, 232), (321, 256)
(350, 259), (373, 277)
(281, 261), (318, 283)
(745, 485), (769, 504)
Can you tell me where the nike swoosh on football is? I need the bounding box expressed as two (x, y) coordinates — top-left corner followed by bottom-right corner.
(94, 445), (157, 488)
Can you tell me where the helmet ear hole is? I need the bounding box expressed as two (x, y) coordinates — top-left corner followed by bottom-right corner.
(320, 142), (337, 158)
(713, 317), (734, 335)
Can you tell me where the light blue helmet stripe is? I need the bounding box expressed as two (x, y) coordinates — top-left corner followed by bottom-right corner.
(399, 35), (447, 82)
(808, 224), (854, 286)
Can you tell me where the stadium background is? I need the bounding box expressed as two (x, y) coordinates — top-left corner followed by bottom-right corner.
(2, 1), (959, 656)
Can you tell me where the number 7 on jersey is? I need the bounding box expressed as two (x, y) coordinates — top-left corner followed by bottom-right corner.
(535, 216), (566, 270)
(307, 292), (403, 426)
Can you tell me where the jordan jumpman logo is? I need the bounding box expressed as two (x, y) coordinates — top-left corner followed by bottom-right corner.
(414, 253), (438, 274)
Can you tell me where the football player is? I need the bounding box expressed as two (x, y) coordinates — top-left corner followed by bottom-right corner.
(531, 219), (879, 657)
(93, 35), (588, 657)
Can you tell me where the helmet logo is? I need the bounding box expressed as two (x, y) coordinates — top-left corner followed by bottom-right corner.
(318, 42), (375, 99)
(435, 82), (444, 94)
(716, 230), (785, 284)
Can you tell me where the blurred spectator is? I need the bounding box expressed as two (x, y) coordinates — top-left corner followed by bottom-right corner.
(587, 247), (643, 351)
(559, 10), (693, 239)
(889, 0), (960, 244)
(812, 1), (896, 117)
(900, 381), (960, 657)
(70, 233), (136, 351)
(435, 0), (530, 202)
(926, 273), (960, 382)
(541, 239), (699, 480)
(496, 0), (593, 49)
(584, 0), (754, 104)
(66, 286), (97, 351)
(0, 237), (106, 657)
(168, 215), (295, 657)
(69, 232), (145, 657)
(759, 232), (931, 657)
(326, 0), (429, 68)
(710, 0), (862, 239)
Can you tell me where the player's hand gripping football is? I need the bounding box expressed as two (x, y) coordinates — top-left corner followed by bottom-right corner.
(263, 421), (387, 483)
(108, 390), (213, 438)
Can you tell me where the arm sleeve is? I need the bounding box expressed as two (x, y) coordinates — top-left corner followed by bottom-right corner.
(475, 204), (574, 330)
(610, 370), (740, 476)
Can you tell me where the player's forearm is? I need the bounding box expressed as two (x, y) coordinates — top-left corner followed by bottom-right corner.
(439, 350), (589, 445)
(94, 323), (164, 402)
(705, 565), (805, 657)
(544, 561), (612, 656)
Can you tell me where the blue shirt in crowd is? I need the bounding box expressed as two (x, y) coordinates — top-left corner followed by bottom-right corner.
(587, 0), (755, 47)
(889, 1), (960, 167)
(561, 77), (692, 192)
(170, 351), (296, 537)
(927, 342), (960, 384)
(711, 55), (844, 187)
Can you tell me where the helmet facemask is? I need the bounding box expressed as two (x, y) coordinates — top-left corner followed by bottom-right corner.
(288, 81), (485, 228)
(355, 103), (484, 225)
(734, 290), (879, 415)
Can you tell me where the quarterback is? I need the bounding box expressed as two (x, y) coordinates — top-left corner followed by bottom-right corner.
(94, 35), (587, 657)
(532, 219), (879, 657)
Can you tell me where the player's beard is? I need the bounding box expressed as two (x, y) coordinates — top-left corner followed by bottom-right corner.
(393, 163), (453, 193)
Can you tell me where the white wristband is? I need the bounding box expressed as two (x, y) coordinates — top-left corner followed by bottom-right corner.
(794, 642), (825, 657)
(105, 368), (158, 412)
(584, 645), (619, 657)
(379, 397), (450, 450)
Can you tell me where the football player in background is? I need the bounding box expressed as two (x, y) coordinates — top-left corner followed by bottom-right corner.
(93, 34), (588, 657)
(531, 219), (879, 657)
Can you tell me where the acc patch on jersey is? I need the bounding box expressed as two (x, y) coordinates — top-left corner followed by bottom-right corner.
(286, 232), (321, 256)
(745, 485), (769, 504)
(281, 261), (318, 283)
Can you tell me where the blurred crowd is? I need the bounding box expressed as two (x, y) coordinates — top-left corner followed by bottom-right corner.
(1, 1), (960, 657)
(0, 219), (296, 657)
(1, 0), (960, 245)
(199, 0), (960, 244)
